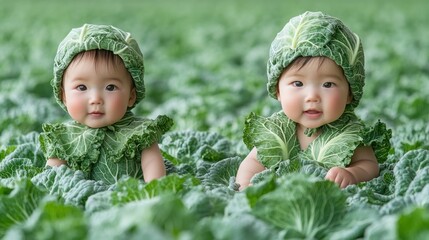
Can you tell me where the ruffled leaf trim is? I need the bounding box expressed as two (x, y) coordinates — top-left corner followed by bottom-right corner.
(105, 115), (174, 164)
(362, 120), (392, 163)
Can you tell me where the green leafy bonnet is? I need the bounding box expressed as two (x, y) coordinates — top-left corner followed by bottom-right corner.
(267, 11), (365, 109)
(52, 24), (145, 110)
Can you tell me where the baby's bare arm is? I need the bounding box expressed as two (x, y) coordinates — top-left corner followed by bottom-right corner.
(46, 158), (67, 167)
(141, 143), (166, 182)
(236, 148), (266, 190)
(325, 146), (378, 188)
(346, 145), (379, 181)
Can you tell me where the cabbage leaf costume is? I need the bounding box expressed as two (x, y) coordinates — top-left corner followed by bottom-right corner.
(244, 12), (391, 169)
(39, 24), (173, 184)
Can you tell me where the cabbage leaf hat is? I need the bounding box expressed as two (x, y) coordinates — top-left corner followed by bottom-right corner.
(52, 23), (145, 110)
(267, 11), (365, 109)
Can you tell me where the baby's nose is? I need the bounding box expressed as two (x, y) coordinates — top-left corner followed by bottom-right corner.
(90, 91), (103, 104)
(305, 87), (320, 102)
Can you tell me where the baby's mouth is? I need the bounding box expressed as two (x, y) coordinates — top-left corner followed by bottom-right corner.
(304, 109), (322, 118)
(305, 110), (321, 114)
(89, 111), (104, 116)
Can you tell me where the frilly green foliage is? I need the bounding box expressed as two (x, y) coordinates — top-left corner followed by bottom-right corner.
(393, 150), (429, 196)
(365, 207), (429, 240)
(363, 120), (392, 163)
(0, 95), (63, 145)
(1, 0), (429, 238)
(1, 120), (428, 240)
(0, 179), (47, 237)
(110, 174), (199, 205)
(88, 195), (196, 239)
(390, 120), (429, 158)
(3, 201), (87, 240)
(242, 174), (380, 239)
(161, 130), (239, 163)
(31, 166), (110, 207)
(160, 131), (242, 181)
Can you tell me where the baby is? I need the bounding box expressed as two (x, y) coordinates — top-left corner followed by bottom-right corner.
(40, 24), (173, 184)
(236, 12), (390, 190)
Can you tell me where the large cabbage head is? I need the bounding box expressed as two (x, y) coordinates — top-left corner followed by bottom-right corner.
(52, 24), (145, 111)
(267, 11), (365, 109)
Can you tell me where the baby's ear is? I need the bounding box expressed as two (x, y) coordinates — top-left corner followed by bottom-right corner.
(128, 87), (137, 107)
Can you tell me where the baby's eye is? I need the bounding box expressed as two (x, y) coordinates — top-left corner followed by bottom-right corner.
(291, 81), (303, 87)
(323, 82), (335, 88)
(76, 85), (87, 91)
(106, 84), (117, 91)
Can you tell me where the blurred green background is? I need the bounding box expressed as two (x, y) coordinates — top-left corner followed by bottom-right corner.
(1, 0), (428, 145)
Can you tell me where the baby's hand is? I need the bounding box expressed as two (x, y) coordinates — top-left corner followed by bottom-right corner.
(325, 167), (357, 188)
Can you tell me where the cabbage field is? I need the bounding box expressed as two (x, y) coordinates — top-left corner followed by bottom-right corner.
(1, 0), (429, 239)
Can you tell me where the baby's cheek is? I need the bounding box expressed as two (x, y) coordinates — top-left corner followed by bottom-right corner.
(109, 96), (130, 117)
(328, 94), (348, 113)
(65, 99), (85, 120)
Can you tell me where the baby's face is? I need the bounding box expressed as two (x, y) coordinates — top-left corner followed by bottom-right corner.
(61, 54), (136, 128)
(276, 57), (352, 130)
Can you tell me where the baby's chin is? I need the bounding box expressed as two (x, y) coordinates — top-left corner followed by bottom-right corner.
(74, 120), (110, 129)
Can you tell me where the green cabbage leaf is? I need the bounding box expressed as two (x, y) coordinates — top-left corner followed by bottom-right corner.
(160, 130), (238, 164)
(243, 111), (299, 168)
(299, 116), (364, 168)
(0, 179), (47, 237)
(3, 201), (87, 240)
(365, 207), (429, 240)
(31, 165), (110, 207)
(247, 173), (375, 239)
(88, 194), (196, 239)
